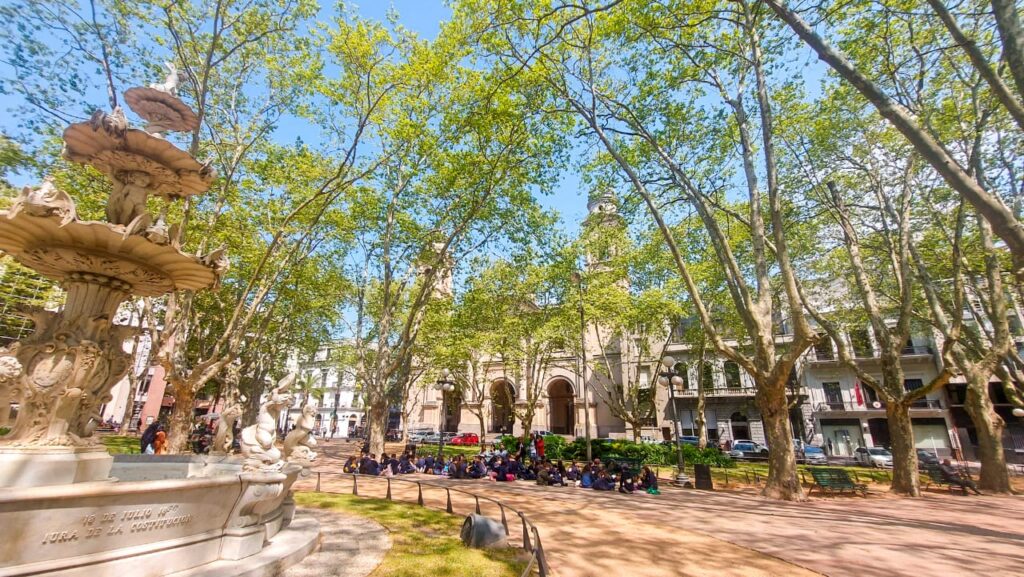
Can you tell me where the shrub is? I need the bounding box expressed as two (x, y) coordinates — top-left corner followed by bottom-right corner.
(542, 435), (567, 460)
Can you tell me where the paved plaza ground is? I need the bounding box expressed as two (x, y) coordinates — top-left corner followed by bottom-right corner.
(293, 439), (1024, 577)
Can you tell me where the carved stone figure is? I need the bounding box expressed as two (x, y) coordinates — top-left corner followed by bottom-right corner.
(0, 353), (23, 428)
(150, 62), (180, 95)
(89, 106), (128, 138)
(283, 404), (318, 463)
(108, 169), (153, 232)
(8, 177), (77, 227)
(200, 245), (230, 278)
(239, 374), (295, 471)
(212, 367), (245, 456)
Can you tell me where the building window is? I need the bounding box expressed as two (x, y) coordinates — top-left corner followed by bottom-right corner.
(637, 387), (656, 427)
(139, 373), (154, 395)
(724, 361), (741, 388)
(850, 329), (873, 358)
(675, 363), (690, 390)
(823, 382), (843, 410)
(701, 362), (715, 390)
(904, 379), (924, 393)
(813, 335), (834, 360)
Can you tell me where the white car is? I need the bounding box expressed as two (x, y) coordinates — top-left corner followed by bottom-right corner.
(855, 447), (893, 468)
(638, 435), (661, 445)
(407, 429), (434, 443)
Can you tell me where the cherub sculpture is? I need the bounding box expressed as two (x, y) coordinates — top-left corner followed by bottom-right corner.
(239, 373), (295, 471)
(149, 62), (180, 96)
(283, 404), (318, 463)
(108, 170), (153, 233)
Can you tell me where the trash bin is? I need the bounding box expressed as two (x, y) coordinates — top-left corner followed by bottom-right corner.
(694, 463), (713, 490)
(460, 514), (507, 549)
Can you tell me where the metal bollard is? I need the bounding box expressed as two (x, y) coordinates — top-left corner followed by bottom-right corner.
(499, 503), (510, 536)
(417, 482), (424, 506)
(446, 488), (453, 514)
(475, 495), (481, 515)
(316, 472), (321, 492)
(386, 478), (392, 501)
(534, 527), (549, 577)
(520, 513), (532, 552)
(353, 474), (359, 496)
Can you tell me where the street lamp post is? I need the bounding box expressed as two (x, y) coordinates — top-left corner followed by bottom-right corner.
(571, 271), (592, 463)
(659, 355), (691, 487)
(436, 369), (456, 458)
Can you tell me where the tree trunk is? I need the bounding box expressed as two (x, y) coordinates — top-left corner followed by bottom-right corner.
(479, 414), (487, 449)
(755, 379), (804, 500)
(886, 402), (921, 496)
(991, 0), (1024, 99)
(366, 401), (387, 457)
(964, 375), (1012, 492)
(167, 378), (196, 454)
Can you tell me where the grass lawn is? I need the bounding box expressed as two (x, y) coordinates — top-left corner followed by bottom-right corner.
(100, 434), (140, 454)
(294, 492), (529, 577)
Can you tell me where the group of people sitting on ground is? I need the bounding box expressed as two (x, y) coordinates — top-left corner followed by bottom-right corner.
(342, 445), (660, 495)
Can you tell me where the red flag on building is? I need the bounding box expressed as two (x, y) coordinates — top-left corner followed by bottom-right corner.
(854, 381), (864, 406)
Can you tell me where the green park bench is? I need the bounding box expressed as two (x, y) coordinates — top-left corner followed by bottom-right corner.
(808, 467), (868, 497)
(923, 464), (962, 493)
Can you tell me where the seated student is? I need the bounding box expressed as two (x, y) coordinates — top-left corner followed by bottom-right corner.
(387, 453), (400, 475)
(468, 457), (486, 479)
(506, 456), (522, 479)
(618, 468), (636, 494)
(579, 465), (594, 488)
(358, 452), (372, 475)
(638, 466), (660, 494)
(490, 458), (513, 482)
(343, 455), (358, 474)
(519, 461), (537, 481)
(399, 454), (416, 474)
(536, 464), (553, 486)
(366, 454), (381, 476)
(415, 456), (426, 473)
(556, 460), (567, 479)
(550, 464), (566, 487)
(592, 471), (616, 491)
(423, 454), (435, 474)
(452, 457), (468, 479)
(433, 456), (447, 476)
(566, 462), (580, 482)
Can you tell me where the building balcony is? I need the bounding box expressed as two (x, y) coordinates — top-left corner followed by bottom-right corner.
(809, 345), (934, 364)
(676, 387), (755, 398)
(814, 398), (944, 413)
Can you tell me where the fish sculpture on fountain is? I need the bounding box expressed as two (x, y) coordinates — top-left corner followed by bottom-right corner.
(0, 62), (227, 487)
(239, 373), (295, 471)
(283, 404), (319, 464)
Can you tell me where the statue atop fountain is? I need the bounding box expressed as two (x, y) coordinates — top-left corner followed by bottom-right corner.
(0, 63), (226, 487)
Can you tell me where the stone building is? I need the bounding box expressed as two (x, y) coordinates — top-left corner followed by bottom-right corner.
(278, 343), (364, 438)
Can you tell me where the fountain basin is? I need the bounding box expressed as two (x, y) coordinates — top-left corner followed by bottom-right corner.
(0, 456), (317, 577)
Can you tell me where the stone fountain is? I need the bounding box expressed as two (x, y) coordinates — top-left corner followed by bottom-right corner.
(0, 65), (319, 577)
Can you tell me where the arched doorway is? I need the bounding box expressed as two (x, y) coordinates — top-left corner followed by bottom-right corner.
(730, 412), (749, 441)
(442, 389), (462, 433)
(347, 415), (357, 437)
(490, 380), (515, 434)
(548, 379), (575, 435)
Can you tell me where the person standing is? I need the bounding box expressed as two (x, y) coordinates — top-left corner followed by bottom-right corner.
(153, 426), (168, 455)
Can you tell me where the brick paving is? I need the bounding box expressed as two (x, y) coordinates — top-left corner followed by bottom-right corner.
(296, 439), (1024, 577)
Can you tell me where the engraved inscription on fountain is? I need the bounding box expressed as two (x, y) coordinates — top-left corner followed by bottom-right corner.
(41, 504), (196, 546)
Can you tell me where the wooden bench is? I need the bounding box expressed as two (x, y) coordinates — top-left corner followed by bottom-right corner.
(808, 467), (868, 497)
(923, 465), (964, 494)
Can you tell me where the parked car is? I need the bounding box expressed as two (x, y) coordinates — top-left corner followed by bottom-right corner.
(728, 441), (769, 460)
(916, 449), (940, 469)
(638, 435), (661, 445)
(855, 446), (893, 468)
(679, 435), (700, 446)
(450, 432), (480, 446)
(408, 429), (434, 443)
(798, 445), (829, 465)
(441, 431), (458, 442)
(533, 430), (554, 437)
(420, 432), (442, 444)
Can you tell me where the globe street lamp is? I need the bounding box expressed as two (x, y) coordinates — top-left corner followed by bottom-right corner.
(436, 369), (456, 458)
(659, 355), (692, 487)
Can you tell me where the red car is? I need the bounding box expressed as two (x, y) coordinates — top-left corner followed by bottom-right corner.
(450, 433), (480, 445)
